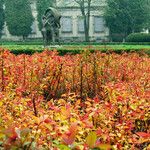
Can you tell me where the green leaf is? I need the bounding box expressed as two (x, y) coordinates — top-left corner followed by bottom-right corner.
(130, 104), (137, 110)
(97, 144), (112, 150)
(53, 140), (60, 145)
(0, 141), (3, 146)
(86, 131), (97, 148)
(57, 144), (71, 150)
(31, 142), (36, 149)
(92, 148), (100, 150)
(0, 118), (2, 123)
(23, 141), (31, 147)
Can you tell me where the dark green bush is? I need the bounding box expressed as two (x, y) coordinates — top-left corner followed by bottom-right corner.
(126, 33), (150, 42)
(10, 49), (43, 55)
(9, 48), (149, 56)
(111, 33), (125, 42)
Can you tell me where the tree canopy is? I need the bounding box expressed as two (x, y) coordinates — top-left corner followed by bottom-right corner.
(0, 0), (5, 38)
(36, 0), (56, 31)
(74, 0), (92, 42)
(104, 0), (150, 41)
(5, 0), (33, 39)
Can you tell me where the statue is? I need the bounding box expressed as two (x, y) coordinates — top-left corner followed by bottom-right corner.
(42, 7), (61, 47)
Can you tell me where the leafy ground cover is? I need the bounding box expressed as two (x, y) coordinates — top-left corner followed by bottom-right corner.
(0, 48), (150, 149)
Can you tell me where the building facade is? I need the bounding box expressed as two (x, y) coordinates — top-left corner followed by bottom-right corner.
(2, 0), (109, 41)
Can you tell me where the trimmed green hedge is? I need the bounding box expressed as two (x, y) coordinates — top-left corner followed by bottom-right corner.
(126, 33), (150, 42)
(9, 49), (43, 55)
(111, 33), (125, 42)
(8, 48), (150, 56)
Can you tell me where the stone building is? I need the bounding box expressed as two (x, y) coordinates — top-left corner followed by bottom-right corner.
(2, 0), (109, 41)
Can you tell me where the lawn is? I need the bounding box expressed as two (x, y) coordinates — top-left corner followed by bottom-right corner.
(1, 44), (150, 55)
(1, 44), (150, 50)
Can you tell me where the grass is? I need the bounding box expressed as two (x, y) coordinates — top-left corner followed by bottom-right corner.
(1, 44), (150, 55)
(1, 44), (150, 50)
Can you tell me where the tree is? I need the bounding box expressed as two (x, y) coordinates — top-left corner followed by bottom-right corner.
(144, 0), (150, 32)
(0, 0), (5, 38)
(5, 0), (33, 39)
(104, 0), (150, 41)
(74, 0), (92, 42)
(36, 0), (56, 31)
(73, 0), (102, 42)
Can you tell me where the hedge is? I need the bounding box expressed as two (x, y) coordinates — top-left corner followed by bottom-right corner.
(126, 33), (150, 42)
(7, 48), (150, 56)
(110, 33), (125, 42)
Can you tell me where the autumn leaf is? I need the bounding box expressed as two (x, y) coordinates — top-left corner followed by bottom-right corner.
(62, 122), (78, 145)
(96, 144), (112, 150)
(0, 130), (5, 139)
(57, 144), (71, 150)
(0, 101), (3, 106)
(86, 131), (97, 148)
(136, 132), (150, 139)
(4, 127), (20, 144)
(93, 96), (100, 103)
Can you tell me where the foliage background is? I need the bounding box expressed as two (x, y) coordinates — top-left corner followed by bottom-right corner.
(36, 0), (55, 31)
(5, 0), (33, 39)
(104, 0), (150, 41)
(0, 0), (5, 38)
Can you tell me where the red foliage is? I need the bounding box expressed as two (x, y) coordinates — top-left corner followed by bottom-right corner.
(0, 49), (149, 149)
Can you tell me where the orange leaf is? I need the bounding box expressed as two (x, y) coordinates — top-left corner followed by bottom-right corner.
(62, 122), (78, 145)
(136, 132), (150, 139)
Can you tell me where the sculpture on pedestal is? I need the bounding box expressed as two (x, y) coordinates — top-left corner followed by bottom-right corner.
(42, 7), (61, 46)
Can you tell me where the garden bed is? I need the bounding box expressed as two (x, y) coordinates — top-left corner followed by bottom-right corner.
(0, 48), (149, 149)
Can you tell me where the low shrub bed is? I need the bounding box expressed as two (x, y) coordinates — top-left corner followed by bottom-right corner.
(0, 49), (149, 149)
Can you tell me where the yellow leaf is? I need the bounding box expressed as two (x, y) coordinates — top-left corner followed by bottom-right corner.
(146, 144), (150, 149)
(86, 131), (97, 148)
(0, 101), (3, 106)
(32, 116), (40, 124)
(44, 124), (52, 130)
(130, 104), (137, 110)
(40, 115), (49, 122)
(0, 133), (5, 139)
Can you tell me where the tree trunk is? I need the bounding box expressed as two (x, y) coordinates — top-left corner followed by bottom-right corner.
(84, 16), (89, 42)
(79, 0), (91, 42)
(86, 0), (91, 42)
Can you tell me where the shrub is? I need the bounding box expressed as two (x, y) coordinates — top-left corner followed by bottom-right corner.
(126, 33), (150, 42)
(111, 33), (125, 42)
